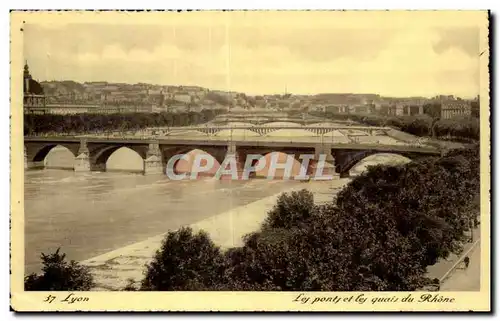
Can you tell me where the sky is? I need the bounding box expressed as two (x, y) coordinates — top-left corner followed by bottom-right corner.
(22, 11), (485, 98)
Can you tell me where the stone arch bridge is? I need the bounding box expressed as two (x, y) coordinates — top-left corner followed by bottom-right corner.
(24, 134), (443, 178)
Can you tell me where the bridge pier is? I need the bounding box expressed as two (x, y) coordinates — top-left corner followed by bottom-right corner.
(74, 140), (91, 172)
(310, 144), (338, 180)
(143, 143), (164, 175)
(26, 161), (45, 170)
(217, 142), (245, 180)
(24, 145), (47, 170)
(90, 163), (107, 172)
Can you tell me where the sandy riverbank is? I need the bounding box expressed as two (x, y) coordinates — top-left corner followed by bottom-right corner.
(82, 178), (351, 291)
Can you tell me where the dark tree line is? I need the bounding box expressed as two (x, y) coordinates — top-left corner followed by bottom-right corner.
(24, 109), (226, 135)
(24, 249), (94, 291)
(309, 111), (480, 142)
(136, 145), (479, 291)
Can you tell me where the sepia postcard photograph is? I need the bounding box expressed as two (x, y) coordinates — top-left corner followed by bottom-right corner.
(9, 10), (490, 312)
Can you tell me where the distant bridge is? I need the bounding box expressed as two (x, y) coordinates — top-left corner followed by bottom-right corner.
(150, 124), (387, 137)
(70, 120), (397, 138)
(24, 124), (445, 178)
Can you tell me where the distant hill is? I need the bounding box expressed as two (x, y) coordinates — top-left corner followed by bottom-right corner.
(41, 80), (86, 95)
(35, 80), (465, 108)
(311, 93), (380, 105)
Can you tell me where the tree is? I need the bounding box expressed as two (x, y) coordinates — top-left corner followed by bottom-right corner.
(335, 152), (478, 267)
(141, 227), (226, 291)
(309, 108), (478, 142)
(399, 115), (432, 136)
(223, 202), (429, 291)
(24, 248), (94, 291)
(222, 228), (301, 291)
(423, 103), (442, 119)
(24, 109), (226, 135)
(262, 189), (316, 230)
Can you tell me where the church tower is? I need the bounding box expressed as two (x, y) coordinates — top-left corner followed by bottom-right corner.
(23, 61), (46, 111)
(24, 60), (32, 94)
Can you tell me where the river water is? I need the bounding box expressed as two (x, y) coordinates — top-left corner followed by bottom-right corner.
(24, 147), (306, 274)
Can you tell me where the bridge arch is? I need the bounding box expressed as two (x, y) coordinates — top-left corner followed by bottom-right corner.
(92, 145), (147, 171)
(322, 129), (346, 137)
(321, 130), (351, 143)
(337, 151), (413, 177)
(255, 151), (304, 179)
(105, 146), (146, 172)
(30, 144), (78, 163)
(170, 148), (222, 177)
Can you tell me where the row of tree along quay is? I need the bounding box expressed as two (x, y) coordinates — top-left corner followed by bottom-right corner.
(25, 144), (480, 291)
(309, 111), (480, 142)
(24, 108), (479, 142)
(23, 109), (226, 136)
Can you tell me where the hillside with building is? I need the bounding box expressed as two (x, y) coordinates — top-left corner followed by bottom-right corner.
(22, 62), (479, 120)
